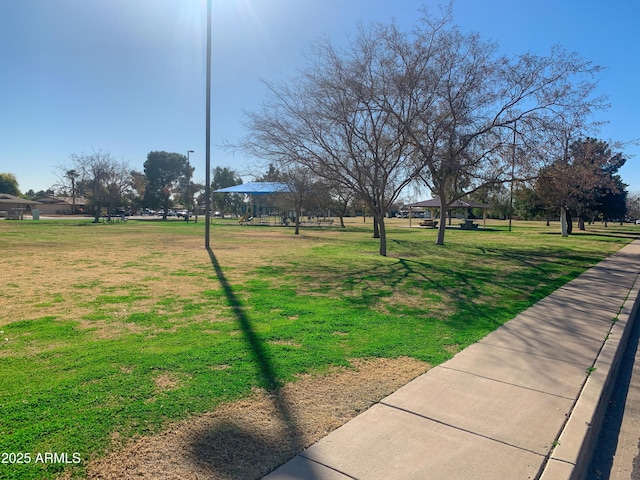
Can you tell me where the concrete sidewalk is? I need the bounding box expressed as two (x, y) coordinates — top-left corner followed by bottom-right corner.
(264, 239), (640, 480)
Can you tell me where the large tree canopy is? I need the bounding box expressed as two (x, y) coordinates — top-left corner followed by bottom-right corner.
(211, 166), (243, 217)
(143, 151), (191, 219)
(0, 173), (20, 196)
(241, 7), (605, 254)
(535, 137), (627, 235)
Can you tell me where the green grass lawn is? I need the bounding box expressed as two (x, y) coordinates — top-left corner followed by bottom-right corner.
(0, 217), (637, 479)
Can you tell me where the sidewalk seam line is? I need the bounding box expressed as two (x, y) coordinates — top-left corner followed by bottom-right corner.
(475, 342), (592, 367)
(297, 453), (360, 480)
(378, 401), (548, 458)
(437, 365), (576, 400)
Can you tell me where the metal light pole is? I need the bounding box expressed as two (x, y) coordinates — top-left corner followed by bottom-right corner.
(204, 0), (212, 248)
(187, 150), (194, 222)
(508, 121), (516, 233)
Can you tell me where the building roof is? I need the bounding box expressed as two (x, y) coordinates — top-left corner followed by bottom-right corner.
(405, 197), (488, 209)
(0, 194), (41, 205)
(37, 196), (87, 205)
(213, 182), (291, 194)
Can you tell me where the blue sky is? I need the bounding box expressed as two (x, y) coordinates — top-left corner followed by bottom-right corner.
(1, 0), (638, 196)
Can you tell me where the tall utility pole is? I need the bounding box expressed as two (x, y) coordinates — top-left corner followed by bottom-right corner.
(509, 121), (516, 233)
(204, 0), (212, 248)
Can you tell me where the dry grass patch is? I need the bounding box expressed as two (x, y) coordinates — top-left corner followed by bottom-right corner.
(152, 372), (191, 393)
(85, 356), (428, 480)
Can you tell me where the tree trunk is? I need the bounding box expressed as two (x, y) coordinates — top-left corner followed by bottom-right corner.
(435, 191), (448, 245)
(578, 216), (585, 231)
(294, 205), (301, 235)
(560, 208), (568, 237)
(338, 205), (348, 228)
(377, 215), (387, 256)
(373, 216), (380, 238)
(436, 218), (446, 245)
(566, 209), (573, 235)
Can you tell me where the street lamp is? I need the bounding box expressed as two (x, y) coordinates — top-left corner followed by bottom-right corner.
(204, 0), (212, 248)
(187, 150), (194, 223)
(509, 121), (516, 233)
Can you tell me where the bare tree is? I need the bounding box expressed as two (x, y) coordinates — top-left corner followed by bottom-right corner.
(240, 5), (605, 252)
(279, 166), (318, 235)
(242, 26), (424, 256)
(379, 7), (605, 244)
(627, 191), (640, 221)
(65, 150), (131, 222)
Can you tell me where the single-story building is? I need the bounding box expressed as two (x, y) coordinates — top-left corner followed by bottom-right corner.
(0, 194), (41, 219)
(36, 196), (87, 215)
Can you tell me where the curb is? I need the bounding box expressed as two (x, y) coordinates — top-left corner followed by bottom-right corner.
(540, 266), (640, 479)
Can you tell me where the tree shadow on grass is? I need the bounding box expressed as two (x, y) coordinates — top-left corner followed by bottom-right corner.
(186, 247), (316, 479)
(543, 230), (640, 240)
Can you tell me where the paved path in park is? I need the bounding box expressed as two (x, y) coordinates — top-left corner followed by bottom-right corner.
(264, 239), (640, 480)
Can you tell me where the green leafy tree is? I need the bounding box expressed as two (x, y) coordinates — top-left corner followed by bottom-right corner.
(23, 189), (54, 200)
(256, 163), (282, 183)
(513, 185), (546, 220)
(535, 138), (627, 234)
(143, 151), (191, 219)
(0, 173), (20, 196)
(211, 166), (243, 217)
(597, 175), (627, 225)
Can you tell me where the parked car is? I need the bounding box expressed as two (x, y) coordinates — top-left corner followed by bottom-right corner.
(156, 209), (176, 217)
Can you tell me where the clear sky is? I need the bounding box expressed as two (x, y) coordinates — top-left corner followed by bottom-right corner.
(1, 0), (638, 196)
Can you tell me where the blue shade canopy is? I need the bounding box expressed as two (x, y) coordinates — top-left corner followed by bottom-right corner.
(213, 182), (291, 194)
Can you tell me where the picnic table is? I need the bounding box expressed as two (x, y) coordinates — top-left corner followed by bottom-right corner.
(419, 219), (438, 227)
(460, 219), (478, 230)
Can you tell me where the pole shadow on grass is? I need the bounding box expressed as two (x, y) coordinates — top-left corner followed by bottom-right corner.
(190, 247), (318, 480)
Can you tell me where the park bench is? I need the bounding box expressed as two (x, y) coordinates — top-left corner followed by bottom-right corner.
(316, 219), (334, 226)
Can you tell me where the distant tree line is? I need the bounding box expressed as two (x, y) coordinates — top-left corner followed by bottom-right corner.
(2, 7), (636, 252)
(468, 137), (630, 232)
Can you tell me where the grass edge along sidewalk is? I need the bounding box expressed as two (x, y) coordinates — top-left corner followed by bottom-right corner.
(263, 239), (640, 480)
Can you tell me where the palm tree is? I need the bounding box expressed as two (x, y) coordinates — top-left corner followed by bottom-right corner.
(65, 169), (79, 214)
